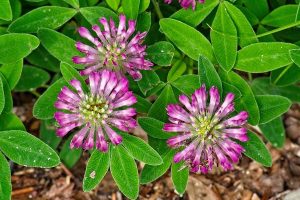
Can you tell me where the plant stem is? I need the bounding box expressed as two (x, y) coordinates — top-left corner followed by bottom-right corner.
(151, 0), (164, 19)
(257, 21), (300, 38)
(30, 90), (41, 97)
(248, 73), (253, 82)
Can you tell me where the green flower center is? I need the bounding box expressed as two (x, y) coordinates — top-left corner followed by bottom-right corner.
(79, 95), (110, 124)
(194, 117), (213, 136)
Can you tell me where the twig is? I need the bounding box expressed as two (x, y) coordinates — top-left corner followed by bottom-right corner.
(12, 187), (35, 196)
(60, 163), (74, 178)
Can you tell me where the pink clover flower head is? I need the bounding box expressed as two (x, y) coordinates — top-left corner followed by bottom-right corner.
(164, 0), (205, 10)
(163, 85), (249, 173)
(72, 14), (153, 81)
(54, 70), (137, 152)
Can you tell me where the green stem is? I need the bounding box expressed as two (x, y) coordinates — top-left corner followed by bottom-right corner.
(273, 64), (292, 85)
(151, 0), (164, 19)
(30, 90), (41, 97)
(248, 73), (253, 82)
(257, 21), (300, 38)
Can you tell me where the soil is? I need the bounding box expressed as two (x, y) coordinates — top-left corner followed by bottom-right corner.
(10, 94), (300, 200)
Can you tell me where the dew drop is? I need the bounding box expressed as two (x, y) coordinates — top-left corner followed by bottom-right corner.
(90, 171), (96, 179)
(47, 157), (51, 161)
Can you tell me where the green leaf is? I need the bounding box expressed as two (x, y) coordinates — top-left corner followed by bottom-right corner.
(148, 136), (169, 155)
(170, 0), (219, 27)
(171, 162), (189, 195)
(259, 117), (285, 148)
(106, 0), (120, 11)
(198, 55), (222, 92)
(0, 27), (7, 35)
(136, 12), (151, 32)
(271, 64), (300, 86)
(160, 18), (214, 61)
(15, 66), (50, 91)
(237, 6), (260, 26)
(148, 84), (177, 122)
(137, 70), (161, 96)
(63, 0), (79, 8)
(80, 7), (118, 25)
(251, 77), (300, 103)
(0, 33), (39, 64)
(83, 150), (110, 192)
(33, 78), (67, 120)
(290, 49), (300, 68)
(59, 135), (82, 168)
(134, 94), (152, 113)
(0, 112), (25, 131)
(110, 145), (139, 199)
(235, 42), (299, 73)
(224, 1), (258, 47)
(0, 0), (12, 21)
(256, 95), (291, 124)
(140, 149), (175, 184)
(243, 0), (269, 20)
(60, 62), (88, 92)
(167, 60), (186, 82)
(38, 28), (83, 69)
(0, 59), (23, 89)
(171, 75), (200, 96)
(122, 0), (140, 19)
(8, 6), (77, 33)
(0, 73), (12, 113)
(0, 76), (4, 115)
(211, 3), (237, 71)
(261, 5), (300, 27)
(139, 0), (150, 13)
(40, 119), (62, 149)
(0, 152), (11, 200)
(119, 132), (162, 165)
(222, 81), (242, 100)
(26, 46), (60, 72)
(220, 71), (260, 125)
(0, 130), (60, 167)
(146, 41), (175, 66)
(239, 131), (272, 167)
(138, 117), (176, 139)
(145, 82), (166, 97)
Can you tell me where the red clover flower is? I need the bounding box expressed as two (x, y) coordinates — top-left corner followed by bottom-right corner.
(54, 70), (137, 152)
(72, 14), (153, 81)
(164, 0), (205, 10)
(163, 85), (249, 173)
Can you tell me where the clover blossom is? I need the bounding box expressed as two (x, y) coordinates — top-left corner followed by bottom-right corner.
(163, 85), (248, 173)
(72, 14), (153, 81)
(164, 0), (205, 10)
(54, 70), (137, 152)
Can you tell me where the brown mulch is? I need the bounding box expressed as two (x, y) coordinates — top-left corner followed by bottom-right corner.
(10, 94), (300, 200)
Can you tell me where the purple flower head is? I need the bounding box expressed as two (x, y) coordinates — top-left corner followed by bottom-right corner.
(54, 70), (137, 152)
(72, 14), (153, 81)
(163, 85), (249, 173)
(165, 0), (205, 10)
